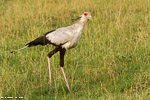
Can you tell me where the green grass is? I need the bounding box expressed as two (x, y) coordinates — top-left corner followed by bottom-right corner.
(0, 0), (150, 99)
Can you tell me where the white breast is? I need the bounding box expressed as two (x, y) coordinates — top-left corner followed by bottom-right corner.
(62, 25), (84, 49)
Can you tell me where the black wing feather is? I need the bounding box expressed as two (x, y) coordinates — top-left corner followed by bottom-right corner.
(26, 29), (56, 47)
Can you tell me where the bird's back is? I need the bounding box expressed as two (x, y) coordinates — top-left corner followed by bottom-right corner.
(46, 23), (85, 49)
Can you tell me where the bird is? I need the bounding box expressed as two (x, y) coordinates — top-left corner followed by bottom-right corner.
(11, 12), (92, 91)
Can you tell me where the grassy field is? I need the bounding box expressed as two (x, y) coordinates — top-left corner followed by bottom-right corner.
(0, 0), (150, 99)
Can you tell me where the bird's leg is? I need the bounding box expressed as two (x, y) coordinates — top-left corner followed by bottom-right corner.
(60, 49), (70, 91)
(61, 67), (70, 92)
(47, 57), (51, 86)
(47, 47), (60, 87)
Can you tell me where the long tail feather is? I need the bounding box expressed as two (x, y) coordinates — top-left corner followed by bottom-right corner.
(10, 45), (29, 53)
(10, 31), (53, 53)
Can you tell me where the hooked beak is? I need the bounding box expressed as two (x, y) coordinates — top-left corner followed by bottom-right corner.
(88, 16), (92, 20)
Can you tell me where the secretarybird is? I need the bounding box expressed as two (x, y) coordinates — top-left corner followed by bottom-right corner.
(11, 12), (92, 91)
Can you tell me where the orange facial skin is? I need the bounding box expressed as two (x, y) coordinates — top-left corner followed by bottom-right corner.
(84, 12), (89, 16)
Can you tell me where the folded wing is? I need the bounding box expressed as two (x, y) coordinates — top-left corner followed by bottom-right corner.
(46, 27), (73, 46)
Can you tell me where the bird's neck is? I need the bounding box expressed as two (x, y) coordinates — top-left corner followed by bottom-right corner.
(72, 18), (87, 30)
(71, 18), (87, 32)
(78, 18), (88, 26)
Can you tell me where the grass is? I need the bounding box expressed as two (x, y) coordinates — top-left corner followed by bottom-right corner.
(0, 0), (150, 99)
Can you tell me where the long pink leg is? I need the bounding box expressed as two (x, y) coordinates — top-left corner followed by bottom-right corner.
(61, 67), (70, 91)
(47, 57), (51, 86)
(47, 47), (60, 87)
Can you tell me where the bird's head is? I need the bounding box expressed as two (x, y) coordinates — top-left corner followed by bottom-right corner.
(72, 12), (92, 22)
(81, 12), (92, 20)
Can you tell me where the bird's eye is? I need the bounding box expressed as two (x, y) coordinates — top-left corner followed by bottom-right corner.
(84, 13), (88, 16)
